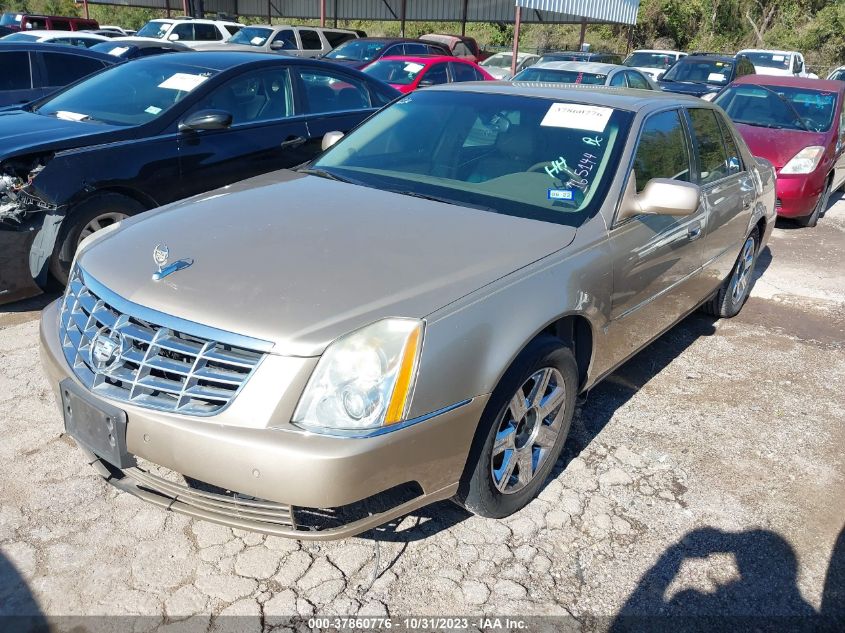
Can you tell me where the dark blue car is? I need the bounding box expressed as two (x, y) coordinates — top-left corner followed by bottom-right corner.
(658, 53), (756, 99)
(0, 52), (399, 303)
(0, 42), (118, 107)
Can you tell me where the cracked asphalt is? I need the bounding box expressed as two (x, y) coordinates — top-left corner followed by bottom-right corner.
(1, 199), (843, 630)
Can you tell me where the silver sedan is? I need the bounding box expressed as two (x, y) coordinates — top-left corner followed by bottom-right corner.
(514, 60), (659, 90)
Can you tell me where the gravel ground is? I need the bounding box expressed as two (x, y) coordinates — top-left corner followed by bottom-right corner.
(1, 199), (843, 631)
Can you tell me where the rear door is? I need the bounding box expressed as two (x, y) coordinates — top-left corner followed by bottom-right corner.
(176, 65), (310, 198)
(606, 108), (708, 360)
(688, 107), (754, 288)
(295, 28), (324, 57)
(0, 50), (37, 106)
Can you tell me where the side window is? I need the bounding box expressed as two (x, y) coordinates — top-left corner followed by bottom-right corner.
(404, 43), (428, 55)
(299, 68), (371, 113)
(609, 72), (627, 87)
(298, 29), (322, 50)
(631, 109), (692, 193)
(225, 25), (241, 36)
(0, 52), (32, 90)
(193, 24), (221, 41)
(689, 108), (731, 184)
(450, 62), (477, 83)
(190, 68), (293, 125)
(716, 113), (743, 175)
(382, 45), (404, 57)
(52, 20), (71, 31)
(171, 23), (194, 41)
(42, 53), (104, 86)
(422, 63), (449, 86)
(426, 44), (447, 56)
(272, 29), (297, 50)
(626, 71), (650, 90)
(453, 42), (472, 57)
(324, 31), (353, 48)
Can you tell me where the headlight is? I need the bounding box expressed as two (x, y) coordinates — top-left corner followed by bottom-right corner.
(781, 146), (824, 174)
(292, 318), (423, 433)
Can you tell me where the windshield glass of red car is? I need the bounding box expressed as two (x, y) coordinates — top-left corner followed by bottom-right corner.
(716, 84), (837, 133)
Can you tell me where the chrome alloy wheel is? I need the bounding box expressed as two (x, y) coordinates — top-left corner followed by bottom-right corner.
(730, 236), (756, 304)
(78, 212), (128, 244)
(491, 367), (567, 494)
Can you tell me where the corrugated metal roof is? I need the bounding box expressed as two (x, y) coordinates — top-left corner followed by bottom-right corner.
(88, 0), (639, 25)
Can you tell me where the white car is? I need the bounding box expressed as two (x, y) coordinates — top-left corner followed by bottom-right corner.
(827, 66), (845, 81)
(100, 25), (134, 36)
(133, 17), (242, 49)
(737, 49), (817, 78)
(0, 29), (110, 48)
(622, 49), (686, 81)
(479, 51), (540, 80)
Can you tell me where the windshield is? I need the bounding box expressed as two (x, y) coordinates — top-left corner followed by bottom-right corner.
(716, 84), (837, 133)
(325, 39), (385, 62)
(514, 67), (607, 85)
(830, 69), (845, 82)
(0, 13), (21, 26)
(481, 54), (512, 69)
(33, 60), (217, 126)
(228, 26), (273, 46)
(537, 53), (586, 64)
(136, 20), (171, 39)
(742, 52), (791, 70)
(662, 59), (733, 84)
(311, 91), (632, 226)
(362, 60), (426, 85)
(624, 52), (676, 69)
(2, 32), (37, 41)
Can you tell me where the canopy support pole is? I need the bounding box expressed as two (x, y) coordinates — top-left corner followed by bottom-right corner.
(626, 25), (634, 55)
(578, 18), (587, 50)
(511, 3), (522, 77)
(334, 0), (338, 27)
(267, 0), (270, 24)
(461, 0), (469, 36)
(320, 0), (326, 27)
(400, 0), (407, 37)
(183, 0), (189, 17)
(83, 0), (89, 19)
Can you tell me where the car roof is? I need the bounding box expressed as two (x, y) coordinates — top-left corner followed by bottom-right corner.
(631, 49), (683, 55)
(737, 48), (795, 55)
(14, 29), (107, 38)
(126, 50), (353, 70)
(0, 41), (118, 61)
(733, 75), (844, 91)
(105, 36), (189, 49)
(531, 61), (622, 74)
(378, 55), (467, 65)
(429, 81), (705, 111)
(683, 54), (736, 62)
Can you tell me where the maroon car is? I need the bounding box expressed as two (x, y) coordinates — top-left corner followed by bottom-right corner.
(715, 75), (845, 227)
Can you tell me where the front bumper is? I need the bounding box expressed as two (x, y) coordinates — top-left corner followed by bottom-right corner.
(39, 300), (487, 539)
(775, 172), (824, 218)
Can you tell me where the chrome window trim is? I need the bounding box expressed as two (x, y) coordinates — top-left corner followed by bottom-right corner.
(78, 266), (274, 353)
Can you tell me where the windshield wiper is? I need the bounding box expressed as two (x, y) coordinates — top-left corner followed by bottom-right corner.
(735, 120), (784, 129)
(759, 85), (810, 131)
(297, 167), (356, 184)
(389, 190), (497, 213)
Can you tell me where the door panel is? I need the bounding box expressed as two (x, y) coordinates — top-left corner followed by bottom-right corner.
(605, 109), (706, 361)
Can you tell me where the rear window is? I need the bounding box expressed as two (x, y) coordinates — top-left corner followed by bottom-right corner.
(0, 51), (32, 90)
(324, 30), (354, 48)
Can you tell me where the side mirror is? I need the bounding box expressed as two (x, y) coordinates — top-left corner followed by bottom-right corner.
(178, 109), (233, 132)
(656, 72), (665, 80)
(700, 92), (717, 102)
(321, 130), (344, 151)
(617, 178), (700, 223)
(418, 78), (435, 87)
(167, 33), (180, 41)
(269, 40), (285, 50)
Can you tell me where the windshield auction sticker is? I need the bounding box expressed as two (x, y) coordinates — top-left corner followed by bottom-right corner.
(541, 103), (613, 132)
(158, 73), (210, 92)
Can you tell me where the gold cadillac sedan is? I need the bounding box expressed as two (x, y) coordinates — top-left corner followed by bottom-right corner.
(39, 84), (776, 538)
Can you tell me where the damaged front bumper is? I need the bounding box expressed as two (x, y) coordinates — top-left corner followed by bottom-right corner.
(0, 187), (61, 305)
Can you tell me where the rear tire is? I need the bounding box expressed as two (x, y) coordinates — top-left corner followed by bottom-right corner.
(700, 227), (759, 319)
(795, 181), (830, 228)
(454, 335), (578, 518)
(50, 193), (146, 286)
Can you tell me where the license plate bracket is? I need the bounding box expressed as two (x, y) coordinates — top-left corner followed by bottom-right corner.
(60, 379), (135, 469)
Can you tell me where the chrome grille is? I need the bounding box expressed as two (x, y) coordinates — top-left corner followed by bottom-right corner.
(59, 267), (265, 415)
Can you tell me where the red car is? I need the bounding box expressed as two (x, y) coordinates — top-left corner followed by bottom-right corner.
(715, 75), (845, 227)
(361, 55), (494, 94)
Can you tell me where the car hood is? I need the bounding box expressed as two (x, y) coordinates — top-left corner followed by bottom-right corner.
(658, 80), (719, 97)
(79, 170), (577, 356)
(735, 123), (828, 171)
(0, 109), (126, 160)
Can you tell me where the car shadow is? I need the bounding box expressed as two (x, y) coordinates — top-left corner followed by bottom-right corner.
(607, 523), (845, 631)
(0, 551), (48, 633)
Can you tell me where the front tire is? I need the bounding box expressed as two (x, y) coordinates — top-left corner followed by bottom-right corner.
(50, 193), (146, 285)
(795, 181), (830, 228)
(701, 227), (759, 319)
(454, 335), (578, 518)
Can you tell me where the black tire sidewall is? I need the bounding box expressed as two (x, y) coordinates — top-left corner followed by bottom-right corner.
(455, 335), (579, 518)
(50, 194), (145, 285)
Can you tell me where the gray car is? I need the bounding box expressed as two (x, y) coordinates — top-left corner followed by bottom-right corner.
(514, 61), (658, 90)
(40, 84), (776, 539)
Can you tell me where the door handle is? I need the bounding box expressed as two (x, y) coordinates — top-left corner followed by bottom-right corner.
(743, 198), (753, 210)
(280, 135), (306, 149)
(687, 222), (702, 241)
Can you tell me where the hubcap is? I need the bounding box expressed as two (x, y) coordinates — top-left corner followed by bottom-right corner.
(490, 367), (567, 495)
(78, 212), (128, 245)
(730, 236), (756, 304)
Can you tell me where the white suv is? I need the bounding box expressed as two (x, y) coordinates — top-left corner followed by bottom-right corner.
(737, 49), (817, 78)
(134, 17), (242, 49)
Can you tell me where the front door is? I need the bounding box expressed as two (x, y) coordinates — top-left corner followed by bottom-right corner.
(176, 66), (311, 199)
(605, 108), (707, 361)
